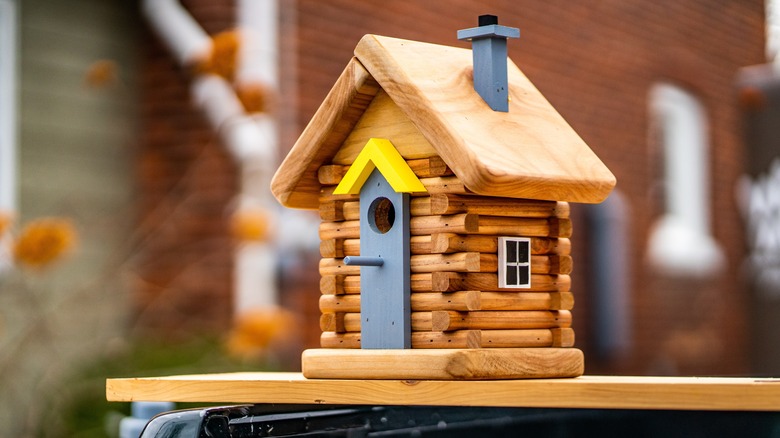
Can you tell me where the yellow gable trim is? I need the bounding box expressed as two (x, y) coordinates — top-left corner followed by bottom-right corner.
(333, 138), (427, 194)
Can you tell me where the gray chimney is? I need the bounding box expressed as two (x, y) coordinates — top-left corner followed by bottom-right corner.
(457, 15), (520, 112)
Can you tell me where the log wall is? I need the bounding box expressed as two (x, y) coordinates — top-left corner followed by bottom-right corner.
(317, 154), (575, 349)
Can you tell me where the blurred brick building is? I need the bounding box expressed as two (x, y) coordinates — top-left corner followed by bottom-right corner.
(137, 0), (765, 375)
(135, 1), (238, 336)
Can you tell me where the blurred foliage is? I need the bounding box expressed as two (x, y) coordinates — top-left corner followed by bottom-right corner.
(46, 336), (270, 438)
(13, 218), (77, 269)
(225, 307), (299, 361)
(84, 59), (120, 89)
(230, 208), (271, 242)
(196, 29), (239, 80)
(236, 82), (273, 114)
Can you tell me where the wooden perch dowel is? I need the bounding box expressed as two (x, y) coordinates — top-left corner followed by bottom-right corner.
(431, 310), (572, 331)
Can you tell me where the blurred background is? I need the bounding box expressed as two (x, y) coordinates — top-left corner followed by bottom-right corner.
(0, 0), (778, 435)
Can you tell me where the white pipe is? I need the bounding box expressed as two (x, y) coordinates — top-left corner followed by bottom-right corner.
(141, 0), (212, 65)
(190, 75), (245, 127)
(0, 0), (17, 214)
(233, 0), (280, 314)
(190, 75), (276, 165)
(236, 0), (278, 88)
(142, 0), (285, 314)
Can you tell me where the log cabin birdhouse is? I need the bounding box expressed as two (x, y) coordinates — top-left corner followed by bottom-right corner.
(271, 17), (615, 380)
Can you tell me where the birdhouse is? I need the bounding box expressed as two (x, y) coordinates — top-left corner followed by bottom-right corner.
(271, 17), (615, 380)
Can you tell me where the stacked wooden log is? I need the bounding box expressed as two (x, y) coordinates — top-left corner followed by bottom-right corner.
(317, 155), (575, 351)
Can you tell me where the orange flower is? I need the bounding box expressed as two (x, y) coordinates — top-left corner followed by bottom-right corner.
(196, 29), (240, 81)
(84, 59), (119, 88)
(225, 308), (296, 359)
(739, 86), (767, 111)
(235, 82), (272, 114)
(230, 208), (270, 242)
(13, 218), (77, 268)
(0, 212), (12, 236)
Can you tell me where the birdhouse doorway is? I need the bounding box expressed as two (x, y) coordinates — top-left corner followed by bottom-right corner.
(358, 169), (411, 349)
(330, 138), (427, 349)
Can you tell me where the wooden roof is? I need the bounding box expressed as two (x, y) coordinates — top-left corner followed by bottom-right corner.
(272, 35), (615, 209)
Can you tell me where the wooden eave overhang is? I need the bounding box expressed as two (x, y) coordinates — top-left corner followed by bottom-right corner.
(271, 35), (615, 210)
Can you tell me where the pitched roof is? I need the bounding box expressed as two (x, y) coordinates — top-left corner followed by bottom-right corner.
(272, 34), (615, 209)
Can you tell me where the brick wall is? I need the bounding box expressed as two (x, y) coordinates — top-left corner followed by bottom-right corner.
(136, 1), (765, 374)
(134, 0), (238, 338)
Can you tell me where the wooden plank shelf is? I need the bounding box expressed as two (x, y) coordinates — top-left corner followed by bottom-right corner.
(106, 373), (780, 412)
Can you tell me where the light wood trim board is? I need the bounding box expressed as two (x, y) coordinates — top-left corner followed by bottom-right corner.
(107, 373), (780, 411)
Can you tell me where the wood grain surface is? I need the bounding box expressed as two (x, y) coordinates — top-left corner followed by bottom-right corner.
(272, 35), (615, 209)
(107, 372), (780, 411)
(354, 35), (615, 203)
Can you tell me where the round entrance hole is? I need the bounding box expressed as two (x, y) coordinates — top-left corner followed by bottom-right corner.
(368, 197), (395, 234)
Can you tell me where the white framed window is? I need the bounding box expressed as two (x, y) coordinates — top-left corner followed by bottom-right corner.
(646, 83), (724, 276)
(498, 237), (531, 288)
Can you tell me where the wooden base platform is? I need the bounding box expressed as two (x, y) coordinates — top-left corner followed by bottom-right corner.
(302, 348), (584, 379)
(106, 373), (780, 411)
